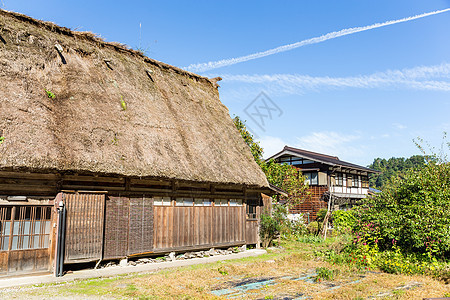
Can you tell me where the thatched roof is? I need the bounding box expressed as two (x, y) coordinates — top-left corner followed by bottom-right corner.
(0, 10), (269, 188)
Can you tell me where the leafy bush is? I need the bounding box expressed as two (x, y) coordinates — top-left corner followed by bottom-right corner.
(332, 210), (356, 234)
(260, 205), (308, 246)
(354, 160), (450, 259)
(306, 221), (319, 235)
(260, 212), (281, 248)
(315, 267), (336, 282)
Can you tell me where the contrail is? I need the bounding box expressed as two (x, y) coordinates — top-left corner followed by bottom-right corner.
(186, 8), (450, 73)
(218, 63), (450, 93)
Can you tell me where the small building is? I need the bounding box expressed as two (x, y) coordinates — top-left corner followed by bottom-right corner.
(0, 10), (270, 276)
(267, 146), (379, 221)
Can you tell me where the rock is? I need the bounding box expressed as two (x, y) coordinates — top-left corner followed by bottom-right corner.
(208, 248), (216, 255)
(169, 252), (176, 262)
(119, 258), (128, 267)
(239, 245), (247, 252)
(129, 261), (137, 266)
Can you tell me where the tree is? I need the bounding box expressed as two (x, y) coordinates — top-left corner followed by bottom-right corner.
(233, 116), (264, 164)
(368, 155), (427, 189)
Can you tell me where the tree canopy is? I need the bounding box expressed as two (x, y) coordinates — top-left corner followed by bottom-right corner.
(368, 155), (427, 189)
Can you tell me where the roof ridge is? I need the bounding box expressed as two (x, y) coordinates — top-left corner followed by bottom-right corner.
(284, 146), (339, 160)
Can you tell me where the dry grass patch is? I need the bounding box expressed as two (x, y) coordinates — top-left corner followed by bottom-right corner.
(0, 239), (449, 299)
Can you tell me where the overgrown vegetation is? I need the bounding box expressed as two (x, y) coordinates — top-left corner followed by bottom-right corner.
(328, 135), (450, 282)
(234, 115), (450, 283)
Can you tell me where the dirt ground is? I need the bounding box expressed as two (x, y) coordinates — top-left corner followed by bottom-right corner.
(1, 239), (449, 299)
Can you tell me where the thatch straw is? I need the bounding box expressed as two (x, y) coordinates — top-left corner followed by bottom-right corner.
(0, 9), (269, 188)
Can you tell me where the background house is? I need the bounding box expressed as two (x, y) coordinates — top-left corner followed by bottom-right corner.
(0, 10), (270, 276)
(267, 146), (379, 221)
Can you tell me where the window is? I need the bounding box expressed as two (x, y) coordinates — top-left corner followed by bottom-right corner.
(362, 176), (369, 188)
(0, 207), (12, 251)
(303, 172), (318, 185)
(230, 199), (243, 206)
(335, 173), (343, 186)
(153, 197), (171, 206)
(352, 175), (360, 188)
(175, 198), (193, 206)
(214, 199), (228, 207)
(246, 199), (258, 219)
(194, 198), (212, 206)
(1, 206), (52, 251)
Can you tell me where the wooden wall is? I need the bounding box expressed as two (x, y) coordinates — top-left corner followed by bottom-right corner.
(103, 196), (154, 259)
(153, 206), (246, 252)
(64, 193), (105, 263)
(289, 186), (328, 221)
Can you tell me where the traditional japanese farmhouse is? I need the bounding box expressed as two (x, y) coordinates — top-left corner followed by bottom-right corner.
(0, 10), (270, 276)
(267, 146), (379, 221)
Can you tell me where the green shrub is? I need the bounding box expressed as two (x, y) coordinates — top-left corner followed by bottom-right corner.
(354, 160), (450, 259)
(307, 221), (319, 235)
(315, 267), (337, 282)
(332, 210), (356, 234)
(260, 212), (280, 248)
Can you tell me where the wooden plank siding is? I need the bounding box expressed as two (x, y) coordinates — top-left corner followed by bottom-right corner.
(153, 206), (246, 252)
(63, 193), (105, 263)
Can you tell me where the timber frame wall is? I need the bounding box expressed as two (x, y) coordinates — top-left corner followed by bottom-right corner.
(289, 186), (328, 221)
(0, 171), (263, 276)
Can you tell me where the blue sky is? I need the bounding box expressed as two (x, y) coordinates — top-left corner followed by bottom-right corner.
(3, 1), (450, 166)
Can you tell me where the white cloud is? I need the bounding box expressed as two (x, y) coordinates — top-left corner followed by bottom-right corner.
(295, 131), (362, 159)
(258, 136), (287, 159)
(217, 63), (450, 95)
(186, 8), (450, 72)
(393, 123), (407, 130)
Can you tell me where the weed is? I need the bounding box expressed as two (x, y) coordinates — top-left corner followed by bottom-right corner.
(315, 266), (335, 282)
(45, 90), (55, 99)
(0, 136), (4, 145)
(120, 95), (127, 110)
(217, 266), (228, 276)
(112, 133), (118, 145)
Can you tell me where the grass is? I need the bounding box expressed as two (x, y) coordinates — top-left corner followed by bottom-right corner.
(1, 238), (449, 299)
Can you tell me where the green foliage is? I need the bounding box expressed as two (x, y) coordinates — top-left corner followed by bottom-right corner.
(233, 116), (263, 164)
(332, 210), (356, 234)
(217, 266), (228, 276)
(45, 89), (56, 99)
(0, 136), (4, 145)
(120, 95), (127, 111)
(306, 221), (318, 235)
(260, 204), (307, 246)
(368, 155), (427, 189)
(260, 160), (308, 206)
(354, 160), (450, 258)
(314, 267), (336, 282)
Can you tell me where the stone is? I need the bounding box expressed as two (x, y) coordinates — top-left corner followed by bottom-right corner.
(169, 252), (176, 262)
(119, 258), (128, 267)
